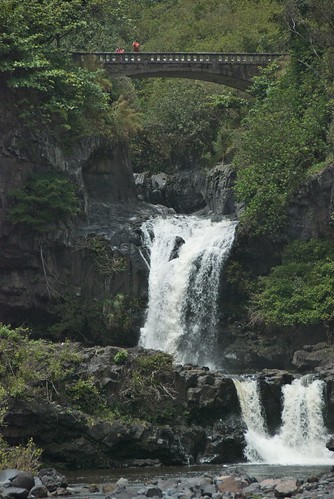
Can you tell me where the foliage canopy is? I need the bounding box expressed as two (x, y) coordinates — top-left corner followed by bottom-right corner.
(0, 0), (139, 141)
(251, 240), (334, 328)
(233, 53), (329, 235)
(8, 173), (80, 232)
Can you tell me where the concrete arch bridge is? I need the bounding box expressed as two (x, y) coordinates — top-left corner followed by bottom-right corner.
(73, 52), (283, 92)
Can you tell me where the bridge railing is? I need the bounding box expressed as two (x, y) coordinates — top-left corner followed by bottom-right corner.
(73, 52), (283, 65)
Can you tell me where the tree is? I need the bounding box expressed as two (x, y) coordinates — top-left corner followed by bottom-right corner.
(233, 55), (329, 235)
(130, 0), (283, 52)
(8, 173), (80, 232)
(0, 0), (138, 141)
(131, 79), (247, 173)
(251, 240), (334, 329)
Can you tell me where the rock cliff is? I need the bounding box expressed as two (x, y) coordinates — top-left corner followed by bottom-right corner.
(0, 120), (161, 339)
(2, 103), (334, 469)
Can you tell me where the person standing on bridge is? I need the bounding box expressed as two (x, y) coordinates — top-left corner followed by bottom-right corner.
(132, 40), (140, 52)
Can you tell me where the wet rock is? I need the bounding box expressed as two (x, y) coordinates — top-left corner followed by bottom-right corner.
(327, 436), (334, 451)
(202, 163), (237, 216)
(0, 468), (22, 482)
(2, 487), (29, 498)
(215, 475), (249, 494)
(260, 478), (281, 491)
(29, 482), (48, 498)
(286, 165), (334, 240)
(169, 236), (185, 260)
(134, 170), (206, 214)
(274, 478), (300, 497)
(145, 486), (162, 497)
(116, 478), (129, 487)
(0, 470), (21, 482)
(243, 482), (261, 494)
(12, 472), (34, 491)
(88, 483), (100, 492)
(38, 469), (67, 492)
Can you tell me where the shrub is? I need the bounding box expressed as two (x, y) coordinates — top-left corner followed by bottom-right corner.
(117, 352), (184, 423)
(114, 349), (128, 365)
(251, 239), (334, 328)
(78, 235), (127, 276)
(233, 57), (329, 236)
(8, 173), (80, 232)
(66, 378), (106, 414)
(0, 437), (42, 473)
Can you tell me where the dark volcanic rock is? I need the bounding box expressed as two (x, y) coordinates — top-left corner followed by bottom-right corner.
(286, 165), (334, 240)
(38, 468), (67, 492)
(134, 170), (206, 213)
(11, 472), (34, 491)
(292, 342), (334, 371)
(202, 163), (238, 216)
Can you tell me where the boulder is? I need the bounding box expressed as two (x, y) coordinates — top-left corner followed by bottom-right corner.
(274, 478), (300, 497)
(38, 469), (67, 492)
(1, 487), (29, 498)
(326, 436), (334, 451)
(11, 472), (34, 491)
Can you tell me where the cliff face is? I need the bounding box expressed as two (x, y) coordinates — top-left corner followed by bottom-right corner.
(2, 118), (334, 468)
(2, 98), (334, 360)
(0, 120), (156, 337)
(286, 166), (334, 240)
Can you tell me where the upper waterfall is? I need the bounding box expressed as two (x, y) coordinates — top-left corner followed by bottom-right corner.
(139, 215), (237, 368)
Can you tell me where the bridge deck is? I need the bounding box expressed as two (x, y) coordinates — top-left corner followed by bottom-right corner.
(74, 51), (282, 65)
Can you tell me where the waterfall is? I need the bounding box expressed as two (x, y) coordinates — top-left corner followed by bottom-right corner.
(139, 215), (237, 368)
(234, 376), (334, 465)
(233, 378), (268, 462)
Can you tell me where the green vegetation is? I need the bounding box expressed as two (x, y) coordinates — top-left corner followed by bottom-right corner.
(251, 240), (334, 329)
(0, 437), (42, 473)
(49, 293), (142, 346)
(118, 352), (183, 423)
(0, 324), (81, 401)
(233, 58), (328, 235)
(0, 323), (114, 417)
(131, 80), (248, 172)
(233, 0), (334, 235)
(128, 0), (283, 172)
(2, 0), (334, 361)
(0, 324), (184, 455)
(8, 173), (80, 232)
(78, 235), (127, 275)
(130, 0), (283, 52)
(114, 348), (129, 364)
(0, 0), (139, 141)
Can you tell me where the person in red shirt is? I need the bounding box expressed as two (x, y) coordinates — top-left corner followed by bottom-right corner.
(132, 41), (140, 52)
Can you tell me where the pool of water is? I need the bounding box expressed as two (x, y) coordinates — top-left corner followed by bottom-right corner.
(65, 462), (333, 486)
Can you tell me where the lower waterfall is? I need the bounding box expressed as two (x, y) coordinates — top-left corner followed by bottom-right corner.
(139, 215), (237, 368)
(234, 376), (334, 465)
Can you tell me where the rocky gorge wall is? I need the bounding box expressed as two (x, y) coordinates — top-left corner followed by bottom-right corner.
(2, 109), (334, 468)
(0, 121), (160, 340)
(2, 104), (334, 361)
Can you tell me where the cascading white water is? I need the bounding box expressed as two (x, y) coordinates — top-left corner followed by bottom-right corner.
(139, 215), (237, 368)
(234, 376), (334, 465)
(233, 378), (268, 462)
